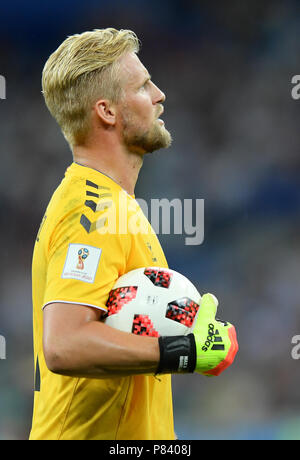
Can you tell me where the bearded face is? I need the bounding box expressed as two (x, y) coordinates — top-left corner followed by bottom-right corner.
(116, 52), (172, 155)
(120, 105), (172, 155)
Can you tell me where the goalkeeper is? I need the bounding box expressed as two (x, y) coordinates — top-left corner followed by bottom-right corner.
(30, 28), (238, 441)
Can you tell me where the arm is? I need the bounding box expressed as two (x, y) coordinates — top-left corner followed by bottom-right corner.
(43, 294), (238, 379)
(43, 302), (160, 379)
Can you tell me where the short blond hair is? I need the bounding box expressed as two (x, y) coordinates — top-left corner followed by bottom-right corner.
(42, 28), (140, 147)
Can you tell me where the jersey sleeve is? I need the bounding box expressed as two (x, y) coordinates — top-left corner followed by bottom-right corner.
(42, 200), (129, 312)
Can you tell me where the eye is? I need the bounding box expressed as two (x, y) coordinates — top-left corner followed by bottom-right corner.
(141, 79), (150, 90)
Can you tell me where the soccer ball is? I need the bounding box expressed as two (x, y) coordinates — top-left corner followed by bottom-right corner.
(104, 267), (201, 337)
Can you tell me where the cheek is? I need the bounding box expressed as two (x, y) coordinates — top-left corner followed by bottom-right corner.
(135, 102), (153, 123)
(132, 93), (154, 119)
(121, 95), (154, 130)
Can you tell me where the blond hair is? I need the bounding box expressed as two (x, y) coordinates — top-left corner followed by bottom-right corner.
(42, 28), (140, 147)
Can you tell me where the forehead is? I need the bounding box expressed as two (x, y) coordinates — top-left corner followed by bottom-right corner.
(118, 52), (149, 87)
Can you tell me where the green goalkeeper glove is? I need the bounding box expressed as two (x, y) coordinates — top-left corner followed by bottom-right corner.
(192, 293), (238, 376)
(156, 293), (238, 376)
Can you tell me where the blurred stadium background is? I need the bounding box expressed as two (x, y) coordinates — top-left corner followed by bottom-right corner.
(0, 0), (300, 440)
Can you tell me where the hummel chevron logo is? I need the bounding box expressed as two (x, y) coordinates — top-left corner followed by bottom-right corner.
(80, 201), (112, 233)
(86, 179), (111, 191)
(80, 214), (107, 233)
(80, 181), (113, 233)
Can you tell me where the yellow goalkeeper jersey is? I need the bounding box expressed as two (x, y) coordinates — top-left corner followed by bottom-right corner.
(29, 162), (175, 440)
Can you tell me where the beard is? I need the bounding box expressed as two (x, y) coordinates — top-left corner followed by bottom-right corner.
(121, 111), (172, 155)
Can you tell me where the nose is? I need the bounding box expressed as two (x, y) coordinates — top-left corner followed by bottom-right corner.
(151, 81), (166, 104)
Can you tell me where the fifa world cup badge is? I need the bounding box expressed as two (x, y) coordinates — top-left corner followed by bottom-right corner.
(62, 243), (102, 283)
(77, 247), (90, 270)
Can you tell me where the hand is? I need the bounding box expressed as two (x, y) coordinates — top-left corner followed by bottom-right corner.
(193, 293), (238, 376)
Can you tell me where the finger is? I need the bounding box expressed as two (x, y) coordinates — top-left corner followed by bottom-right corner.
(216, 319), (231, 328)
(204, 325), (238, 376)
(197, 293), (219, 323)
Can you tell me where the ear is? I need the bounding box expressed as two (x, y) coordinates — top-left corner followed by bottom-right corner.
(94, 99), (116, 126)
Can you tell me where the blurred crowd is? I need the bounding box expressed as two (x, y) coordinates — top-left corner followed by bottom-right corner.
(0, 0), (300, 439)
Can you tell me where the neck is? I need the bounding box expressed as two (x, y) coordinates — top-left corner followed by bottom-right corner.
(72, 143), (143, 196)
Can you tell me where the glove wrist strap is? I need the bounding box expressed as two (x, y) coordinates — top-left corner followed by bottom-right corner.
(156, 334), (196, 374)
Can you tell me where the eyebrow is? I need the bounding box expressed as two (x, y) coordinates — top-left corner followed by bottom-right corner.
(142, 73), (152, 85)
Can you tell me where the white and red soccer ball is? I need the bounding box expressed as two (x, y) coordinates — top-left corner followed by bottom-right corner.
(104, 267), (201, 337)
